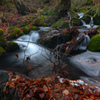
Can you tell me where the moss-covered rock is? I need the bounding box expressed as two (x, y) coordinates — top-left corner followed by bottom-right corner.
(9, 28), (24, 39)
(71, 17), (82, 26)
(30, 26), (39, 30)
(6, 42), (19, 52)
(93, 14), (100, 25)
(82, 15), (91, 24)
(38, 30), (72, 49)
(85, 9), (96, 16)
(53, 18), (69, 29)
(21, 26), (30, 34)
(96, 25), (100, 31)
(87, 34), (100, 52)
(0, 46), (6, 56)
(0, 29), (4, 36)
(33, 17), (46, 26)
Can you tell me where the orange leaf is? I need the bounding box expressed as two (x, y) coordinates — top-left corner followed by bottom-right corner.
(43, 85), (48, 92)
(29, 66), (32, 69)
(65, 47), (69, 52)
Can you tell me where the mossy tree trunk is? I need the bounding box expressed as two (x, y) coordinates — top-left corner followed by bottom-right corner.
(13, 0), (30, 15)
(54, 0), (71, 18)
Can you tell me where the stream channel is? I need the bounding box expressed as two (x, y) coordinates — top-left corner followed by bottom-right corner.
(0, 13), (100, 88)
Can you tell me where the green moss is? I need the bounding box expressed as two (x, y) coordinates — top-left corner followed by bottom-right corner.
(85, 9), (96, 16)
(87, 34), (100, 52)
(6, 42), (19, 52)
(30, 26), (39, 30)
(21, 26), (30, 34)
(40, 7), (50, 15)
(71, 17), (82, 26)
(53, 18), (69, 29)
(0, 46), (6, 56)
(0, 36), (7, 47)
(8, 26), (16, 34)
(0, 29), (4, 36)
(9, 28), (24, 39)
(33, 17), (46, 26)
(96, 25), (100, 31)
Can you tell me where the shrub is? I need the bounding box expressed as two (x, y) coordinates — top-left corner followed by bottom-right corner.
(6, 42), (19, 52)
(0, 46), (6, 56)
(87, 34), (100, 52)
(0, 29), (4, 36)
(21, 26), (30, 34)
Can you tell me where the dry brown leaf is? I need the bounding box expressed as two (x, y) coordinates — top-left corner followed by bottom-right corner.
(62, 89), (69, 95)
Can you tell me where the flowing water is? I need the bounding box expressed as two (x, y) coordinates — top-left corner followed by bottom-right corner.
(77, 12), (98, 30)
(0, 14), (100, 88)
(0, 27), (55, 78)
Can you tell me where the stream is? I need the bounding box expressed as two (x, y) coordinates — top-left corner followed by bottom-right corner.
(0, 13), (100, 88)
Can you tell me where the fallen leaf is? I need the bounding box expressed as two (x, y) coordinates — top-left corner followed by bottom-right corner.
(43, 85), (48, 92)
(29, 66), (32, 69)
(15, 54), (18, 58)
(62, 89), (69, 95)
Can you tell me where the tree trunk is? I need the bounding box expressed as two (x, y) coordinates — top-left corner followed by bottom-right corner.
(54, 0), (71, 18)
(13, 0), (30, 15)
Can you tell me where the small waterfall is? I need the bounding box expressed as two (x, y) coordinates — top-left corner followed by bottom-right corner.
(81, 19), (86, 26)
(77, 12), (98, 29)
(77, 12), (84, 19)
(89, 16), (93, 26)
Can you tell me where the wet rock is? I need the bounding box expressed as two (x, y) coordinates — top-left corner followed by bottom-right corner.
(38, 30), (72, 49)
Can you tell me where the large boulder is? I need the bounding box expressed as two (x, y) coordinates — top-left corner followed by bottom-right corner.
(82, 15), (91, 24)
(9, 28), (24, 39)
(87, 34), (100, 52)
(38, 30), (72, 49)
(71, 17), (82, 26)
(6, 42), (19, 52)
(53, 18), (69, 29)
